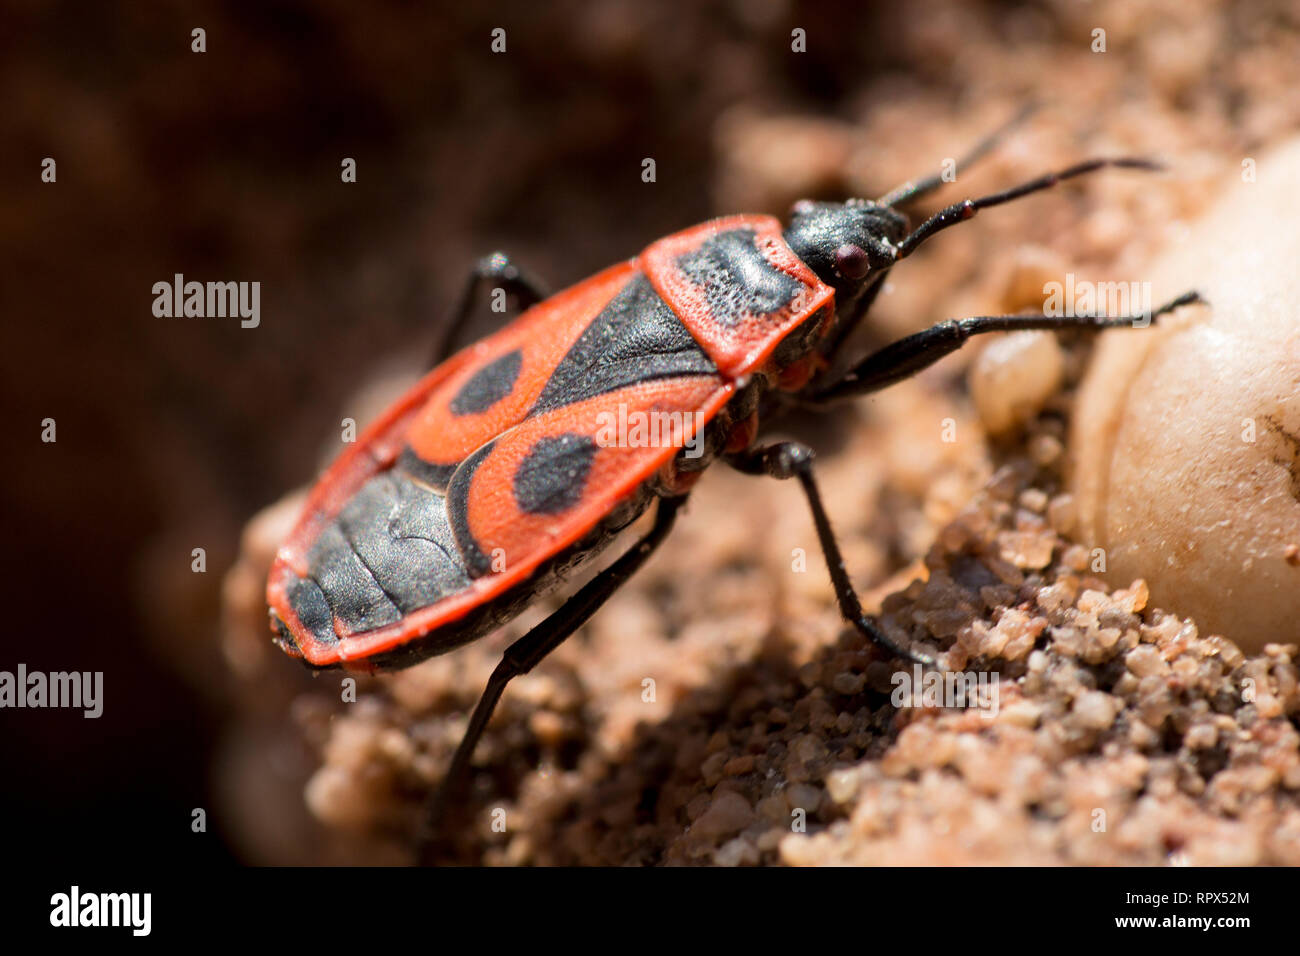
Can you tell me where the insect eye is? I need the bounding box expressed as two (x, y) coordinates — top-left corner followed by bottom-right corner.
(835, 243), (870, 280)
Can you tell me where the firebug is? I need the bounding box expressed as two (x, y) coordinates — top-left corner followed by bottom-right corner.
(265, 116), (1201, 831)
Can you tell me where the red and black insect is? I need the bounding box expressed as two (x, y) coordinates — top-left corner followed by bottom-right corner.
(266, 119), (1200, 820)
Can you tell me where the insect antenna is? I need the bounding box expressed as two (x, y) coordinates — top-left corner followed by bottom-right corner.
(876, 102), (1038, 208)
(895, 156), (1162, 259)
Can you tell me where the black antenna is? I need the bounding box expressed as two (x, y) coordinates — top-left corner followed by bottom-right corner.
(896, 156), (1162, 259)
(876, 101), (1038, 208)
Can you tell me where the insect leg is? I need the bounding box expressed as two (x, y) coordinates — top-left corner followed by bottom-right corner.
(728, 441), (934, 666)
(431, 252), (549, 365)
(815, 271), (888, 365)
(805, 291), (1203, 405)
(421, 494), (682, 854)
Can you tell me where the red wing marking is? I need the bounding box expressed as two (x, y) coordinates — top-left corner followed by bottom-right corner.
(270, 374), (731, 668)
(640, 214), (834, 378)
(449, 376), (731, 578)
(405, 261), (637, 474)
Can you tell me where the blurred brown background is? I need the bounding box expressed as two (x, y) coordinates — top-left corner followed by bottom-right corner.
(2, 0), (1294, 864)
(1, 0), (916, 866)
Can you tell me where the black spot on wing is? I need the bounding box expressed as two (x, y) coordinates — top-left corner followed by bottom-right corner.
(447, 440), (497, 578)
(514, 433), (597, 516)
(306, 524), (403, 634)
(450, 349), (523, 415)
(337, 473), (471, 614)
(531, 274), (715, 414)
(676, 228), (800, 326)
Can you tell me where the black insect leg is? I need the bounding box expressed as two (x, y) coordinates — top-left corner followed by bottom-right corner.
(806, 291), (1203, 405)
(728, 441), (934, 666)
(815, 270), (888, 366)
(420, 495), (681, 857)
(431, 252), (549, 365)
